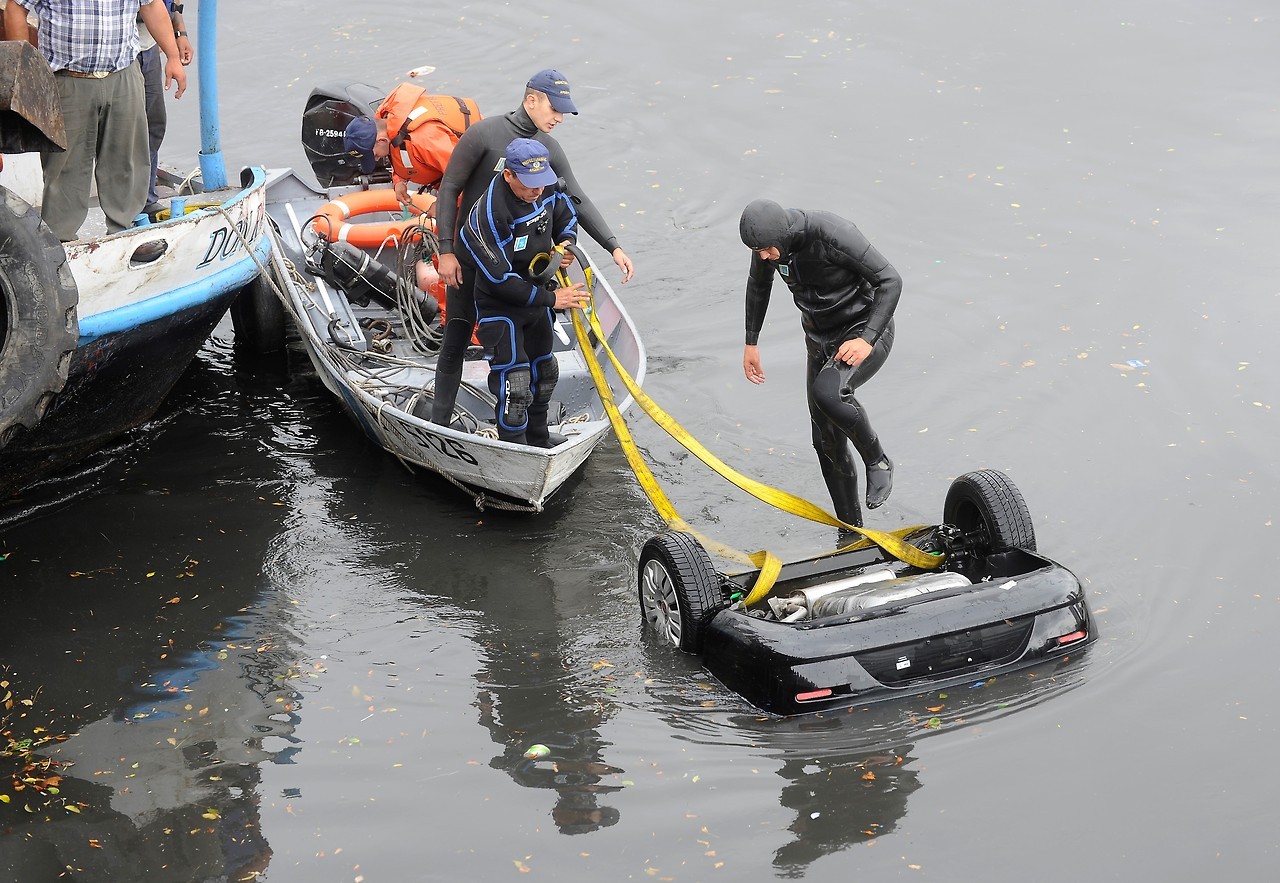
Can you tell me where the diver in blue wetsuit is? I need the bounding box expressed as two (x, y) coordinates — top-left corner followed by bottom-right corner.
(458, 139), (589, 447)
(739, 198), (901, 527)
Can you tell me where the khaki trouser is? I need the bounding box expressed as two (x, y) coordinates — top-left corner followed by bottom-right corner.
(41, 62), (148, 241)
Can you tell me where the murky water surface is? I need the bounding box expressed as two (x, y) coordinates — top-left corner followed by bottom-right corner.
(3, 2), (1278, 880)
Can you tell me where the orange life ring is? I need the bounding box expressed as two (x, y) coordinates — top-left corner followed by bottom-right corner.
(311, 189), (435, 248)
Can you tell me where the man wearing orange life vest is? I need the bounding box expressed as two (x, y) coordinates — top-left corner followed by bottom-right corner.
(344, 83), (481, 207)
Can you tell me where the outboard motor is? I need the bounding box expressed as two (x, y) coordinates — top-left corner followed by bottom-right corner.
(301, 82), (393, 187)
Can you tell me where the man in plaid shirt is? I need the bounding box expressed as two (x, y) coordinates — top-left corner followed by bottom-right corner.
(3, 0), (186, 241)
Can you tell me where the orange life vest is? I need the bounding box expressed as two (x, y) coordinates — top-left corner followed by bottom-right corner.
(375, 84), (482, 189)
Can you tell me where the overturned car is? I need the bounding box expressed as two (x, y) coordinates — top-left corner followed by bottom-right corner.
(638, 470), (1095, 716)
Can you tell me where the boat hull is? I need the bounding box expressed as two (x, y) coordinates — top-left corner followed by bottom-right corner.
(0, 287), (240, 497)
(0, 166), (271, 501)
(261, 169), (646, 511)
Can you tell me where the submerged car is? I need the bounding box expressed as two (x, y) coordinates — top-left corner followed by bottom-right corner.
(637, 470), (1095, 716)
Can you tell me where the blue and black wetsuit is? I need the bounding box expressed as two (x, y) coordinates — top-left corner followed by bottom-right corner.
(431, 104), (619, 425)
(459, 173), (578, 446)
(741, 199), (902, 526)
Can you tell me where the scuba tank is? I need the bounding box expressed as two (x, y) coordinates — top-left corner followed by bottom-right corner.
(318, 240), (439, 321)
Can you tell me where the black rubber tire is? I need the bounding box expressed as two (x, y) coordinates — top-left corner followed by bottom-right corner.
(638, 530), (725, 654)
(943, 469), (1037, 553)
(1, 185), (79, 446)
(229, 270), (287, 354)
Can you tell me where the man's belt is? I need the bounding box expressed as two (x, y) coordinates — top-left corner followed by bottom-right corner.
(56, 69), (113, 79)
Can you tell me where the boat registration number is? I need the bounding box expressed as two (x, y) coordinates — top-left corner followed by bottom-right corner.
(399, 420), (480, 466)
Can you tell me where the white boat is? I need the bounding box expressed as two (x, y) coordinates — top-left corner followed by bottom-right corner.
(0, 161), (271, 501)
(0, 40), (270, 503)
(1, 12), (271, 505)
(256, 167), (645, 512)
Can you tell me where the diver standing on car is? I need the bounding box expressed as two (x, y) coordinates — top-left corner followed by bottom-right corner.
(430, 69), (635, 427)
(738, 198), (901, 528)
(459, 139), (589, 447)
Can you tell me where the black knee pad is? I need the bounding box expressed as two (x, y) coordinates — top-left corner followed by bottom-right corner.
(503, 367), (533, 428)
(532, 356), (559, 405)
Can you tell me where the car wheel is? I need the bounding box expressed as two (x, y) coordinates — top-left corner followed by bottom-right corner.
(638, 531), (725, 653)
(943, 469), (1037, 553)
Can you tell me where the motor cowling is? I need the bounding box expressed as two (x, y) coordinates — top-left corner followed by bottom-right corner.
(301, 82), (392, 187)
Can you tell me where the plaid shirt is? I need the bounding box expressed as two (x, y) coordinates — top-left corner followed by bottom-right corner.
(25, 0), (152, 75)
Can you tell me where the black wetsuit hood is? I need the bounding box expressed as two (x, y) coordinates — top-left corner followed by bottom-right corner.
(740, 199), (795, 251)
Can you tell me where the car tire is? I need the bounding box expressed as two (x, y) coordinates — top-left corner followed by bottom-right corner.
(638, 530), (725, 653)
(1, 185), (78, 446)
(229, 270), (287, 354)
(943, 469), (1037, 553)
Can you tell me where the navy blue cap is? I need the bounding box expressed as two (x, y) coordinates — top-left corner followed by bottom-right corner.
(343, 116), (377, 174)
(526, 69), (578, 115)
(504, 138), (558, 187)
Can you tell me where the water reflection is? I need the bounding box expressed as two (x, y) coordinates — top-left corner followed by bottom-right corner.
(420, 539), (629, 836)
(640, 648), (1094, 873)
(771, 745), (921, 874)
(0, 546), (293, 881)
(0, 342), (320, 880)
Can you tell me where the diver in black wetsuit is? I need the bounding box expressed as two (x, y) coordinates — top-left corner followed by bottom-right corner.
(739, 198), (901, 528)
(431, 69), (635, 426)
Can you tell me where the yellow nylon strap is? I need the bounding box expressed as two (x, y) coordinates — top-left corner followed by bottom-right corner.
(531, 243), (570, 280)
(578, 304), (942, 574)
(569, 308), (786, 601)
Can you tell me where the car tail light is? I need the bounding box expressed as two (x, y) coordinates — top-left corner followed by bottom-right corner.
(795, 688), (833, 703)
(1056, 630), (1087, 645)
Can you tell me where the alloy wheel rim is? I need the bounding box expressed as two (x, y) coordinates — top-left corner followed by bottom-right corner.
(640, 559), (681, 646)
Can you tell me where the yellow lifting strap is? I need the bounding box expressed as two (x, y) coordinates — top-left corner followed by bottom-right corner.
(569, 307), (784, 604)
(566, 265), (942, 606)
